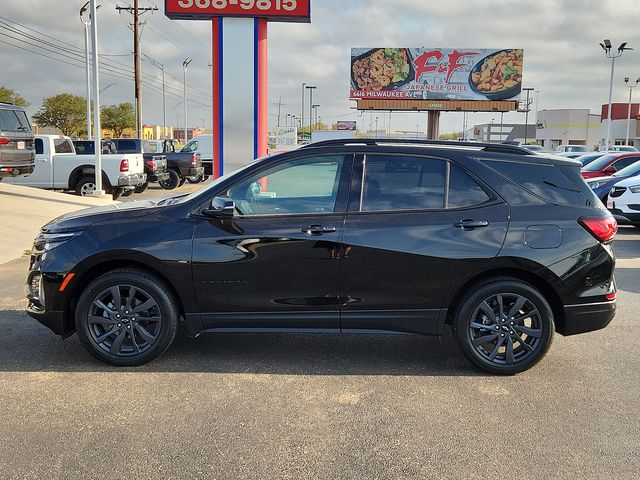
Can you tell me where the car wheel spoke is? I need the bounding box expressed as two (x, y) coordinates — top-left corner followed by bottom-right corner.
(472, 332), (500, 347)
(133, 298), (156, 314)
(88, 315), (116, 326)
(109, 287), (122, 310)
(478, 301), (496, 320)
(514, 325), (543, 338)
(507, 296), (527, 319)
(95, 327), (118, 344)
(110, 330), (127, 354)
(94, 299), (116, 315)
(513, 309), (538, 323)
(126, 286), (138, 311)
(134, 323), (157, 344)
(505, 336), (515, 363)
(488, 336), (505, 360)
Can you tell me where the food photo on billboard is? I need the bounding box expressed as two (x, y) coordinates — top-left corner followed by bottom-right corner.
(350, 47), (524, 101)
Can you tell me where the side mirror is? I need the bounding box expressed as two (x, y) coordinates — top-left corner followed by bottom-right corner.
(202, 197), (235, 219)
(603, 165), (617, 175)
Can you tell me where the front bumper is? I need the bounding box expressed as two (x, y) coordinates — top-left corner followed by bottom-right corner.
(118, 173), (147, 187)
(609, 208), (640, 225)
(560, 300), (616, 336)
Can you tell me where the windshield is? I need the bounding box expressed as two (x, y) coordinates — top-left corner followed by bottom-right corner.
(583, 154), (619, 172)
(613, 160), (640, 177)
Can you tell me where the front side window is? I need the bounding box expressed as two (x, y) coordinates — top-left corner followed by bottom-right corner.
(227, 155), (345, 216)
(612, 156), (640, 171)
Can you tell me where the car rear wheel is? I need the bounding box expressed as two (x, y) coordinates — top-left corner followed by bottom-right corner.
(159, 169), (180, 190)
(75, 176), (96, 197)
(452, 278), (554, 375)
(75, 269), (178, 366)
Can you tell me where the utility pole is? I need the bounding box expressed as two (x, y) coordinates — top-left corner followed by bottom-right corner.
(116, 0), (157, 138)
(274, 96), (286, 127)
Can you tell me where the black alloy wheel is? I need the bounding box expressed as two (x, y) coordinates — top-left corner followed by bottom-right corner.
(159, 169), (180, 190)
(76, 269), (178, 366)
(134, 182), (149, 194)
(452, 278), (554, 375)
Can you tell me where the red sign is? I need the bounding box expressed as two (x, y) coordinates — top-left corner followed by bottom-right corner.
(165, 0), (311, 22)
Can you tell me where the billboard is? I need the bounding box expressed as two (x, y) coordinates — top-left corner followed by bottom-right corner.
(350, 48), (523, 101)
(165, 0), (311, 22)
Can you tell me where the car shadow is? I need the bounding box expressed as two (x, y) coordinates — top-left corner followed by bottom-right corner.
(0, 309), (482, 376)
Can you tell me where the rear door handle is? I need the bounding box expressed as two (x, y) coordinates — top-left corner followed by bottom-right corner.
(454, 219), (489, 229)
(302, 225), (337, 235)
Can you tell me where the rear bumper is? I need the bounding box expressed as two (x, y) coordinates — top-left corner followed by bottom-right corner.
(148, 172), (169, 183)
(560, 300), (616, 336)
(118, 173), (147, 187)
(0, 162), (35, 177)
(188, 166), (204, 177)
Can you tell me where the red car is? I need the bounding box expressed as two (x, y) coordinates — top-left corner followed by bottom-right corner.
(581, 152), (640, 179)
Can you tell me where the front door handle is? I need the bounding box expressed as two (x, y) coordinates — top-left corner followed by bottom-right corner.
(454, 219), (489, 229)
(302, 225), (337, 235)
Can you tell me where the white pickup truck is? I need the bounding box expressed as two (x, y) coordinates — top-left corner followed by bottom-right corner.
(5, 134), (146, 199)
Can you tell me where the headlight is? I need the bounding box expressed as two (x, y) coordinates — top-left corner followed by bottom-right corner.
(629, 185), (640, 194)
(33, 231), (83, 253)
(589, 182), (603, 190)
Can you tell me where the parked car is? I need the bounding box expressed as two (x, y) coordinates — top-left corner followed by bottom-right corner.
(107, 139), (169, 193)
(25, 138), (617, 375)
(521, 144), (547, 154)
(180, 134), (213, 179)
(554, 152), (587, 159)
(6, 135), (145, 199)
(607, 176), (640, 227)
(600, 145), (638, 152)
(555, 145), (590, 153)
(586, 161), (640, 201)
(0, 102), (35, 180)
(581, 152), (640, 179)
(163, 147), (204, 188)
(575, 152), (609, 167)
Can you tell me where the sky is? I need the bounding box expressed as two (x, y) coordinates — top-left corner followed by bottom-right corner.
(2, 0), (640, 135)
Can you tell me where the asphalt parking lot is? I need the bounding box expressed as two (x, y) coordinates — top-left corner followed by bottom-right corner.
(0, 227), (638, 479)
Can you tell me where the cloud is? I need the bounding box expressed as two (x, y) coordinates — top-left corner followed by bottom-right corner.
(2, 0), (640, 136)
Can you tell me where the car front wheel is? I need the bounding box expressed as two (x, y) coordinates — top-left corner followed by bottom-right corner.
(452, 278), (554, 375)
(75, 269), (178, 366)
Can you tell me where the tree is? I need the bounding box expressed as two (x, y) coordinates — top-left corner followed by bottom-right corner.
(439, 132), (462, 141)
(0, 86), (29, 107)
(102, 103), (135, 138)
(33, 93), (86, 136)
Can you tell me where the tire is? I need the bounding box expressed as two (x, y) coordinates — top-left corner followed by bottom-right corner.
(186, 175), (203, 184)
(111, 188), (124, 200)
(75, 176), (96, 197)
(159, 169), (180, 190)
(452, 278), (554, 375)
(120, 188), (134, 197)
(134, 182), (149, 194)
(75, 269), (179, 366)
(178, 177), (186, 188)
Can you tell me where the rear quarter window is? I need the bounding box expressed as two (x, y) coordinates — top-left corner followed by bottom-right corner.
(483, 159), (587, 206)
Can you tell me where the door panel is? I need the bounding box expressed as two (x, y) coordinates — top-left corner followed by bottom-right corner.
(192, 154), (352, 332)
(340, 154), (510, 334)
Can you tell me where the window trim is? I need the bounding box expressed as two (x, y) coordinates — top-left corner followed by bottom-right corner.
(351, 153), (496, 214)
(191, 153), (354, 219)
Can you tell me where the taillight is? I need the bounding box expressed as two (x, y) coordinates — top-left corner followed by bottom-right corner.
(0, 138), (9, 145)
(145, 160), (157, 172)
(120, 159), (129, 172)
(578, 216), (618, 243)
(606, 292), (616, 301)
(191, 154), (198, 166)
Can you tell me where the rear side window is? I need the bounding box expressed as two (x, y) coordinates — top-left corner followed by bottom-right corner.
(612, 156), (640, 171)
(114, 139), (138, 153)
(361, 155), (491, 212)
(54, 138), (74, 154)
(0, 109), (28, 132)
(181, 141), (198, 153)
(485, 160), (585, 205)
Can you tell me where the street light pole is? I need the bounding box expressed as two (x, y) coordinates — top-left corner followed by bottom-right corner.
(522, 87), (534, 144)
(624, 76), (640, 146)
(301, 82), (306, 139)
(182, 57), (192, 143)
(89, 0), (104, 195)
(601, 39), (632, 150)
(306, 85), (316, 139)
(80, 2), (98, 140)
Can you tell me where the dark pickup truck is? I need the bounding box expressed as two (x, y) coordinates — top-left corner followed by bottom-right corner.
(150, 139), (204, 188)
(0, 102), (35, 180)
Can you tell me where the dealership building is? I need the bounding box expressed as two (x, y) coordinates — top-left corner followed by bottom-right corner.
(534, 109), (602, 150)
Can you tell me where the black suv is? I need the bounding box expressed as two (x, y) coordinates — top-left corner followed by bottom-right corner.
(25, 139), (617, 374)
(0, 102), (35, 179)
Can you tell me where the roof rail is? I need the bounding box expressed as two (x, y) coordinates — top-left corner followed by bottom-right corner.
(301, 138), (533, 155)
